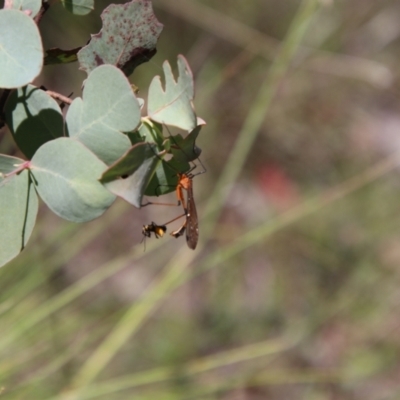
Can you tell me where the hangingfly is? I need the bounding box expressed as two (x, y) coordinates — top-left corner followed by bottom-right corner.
(141, 125), (206, 250)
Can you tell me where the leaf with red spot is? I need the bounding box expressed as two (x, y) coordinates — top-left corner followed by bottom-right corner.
(78, 0), (163, 76)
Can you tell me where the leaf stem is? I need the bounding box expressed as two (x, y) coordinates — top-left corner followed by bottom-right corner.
(46, 91), (73, 105)
(3, 161), (31, 178)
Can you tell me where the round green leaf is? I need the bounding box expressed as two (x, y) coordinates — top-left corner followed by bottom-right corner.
(0, 154), (26, 174)
(44, 47), (79, 65)
(6, 0), (41, 18)
(66, 65), (140, 165)
(78, 0), (163, 75)
(0, 10), (43, 88)
(0, 160), (38, 268)
(136, 121), (164, 148)
(169, 124), (203, 164)
(30, 138), (116, 222)
(61, 0), (94, 16)
(144, 159), (178, 197)
(141, 124), (204, 197)
(5, 85), (64, 159)
(100, 142), (160, 208)
(148, 55), (197, 131)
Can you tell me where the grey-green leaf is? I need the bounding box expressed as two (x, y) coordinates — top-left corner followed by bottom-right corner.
(136, 121), (164, 148)
(5, 0), (41, 18)
(0, 10), (43, 88)
(170, 124), (203, 164)
(44, 47), (79, 65)
(0, 154), (26, 174)
(66, 65), (140, 165)
(100, 142), (160, 208)
(60, 0), (94, 16)
(30, 138), (116, 222)
(148, 55), (197, 131)
(0, 158), (38, 268)
(78, 0), (163, 76)
(5, 85), (64, 159)
(144, 159), (178, 197)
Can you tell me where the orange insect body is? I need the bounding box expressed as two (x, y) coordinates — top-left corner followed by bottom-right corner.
(176, 173), (192, 207)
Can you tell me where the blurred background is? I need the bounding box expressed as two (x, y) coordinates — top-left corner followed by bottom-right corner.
(1, 0), (400, 398)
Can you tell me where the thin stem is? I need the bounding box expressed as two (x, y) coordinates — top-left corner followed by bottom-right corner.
(3, 161), (31, 179)
(46, 91), (73, 105)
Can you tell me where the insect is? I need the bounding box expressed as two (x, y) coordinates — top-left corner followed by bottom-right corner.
(170, 220), (186, 239)
(142, 170), (202, 250)
(142, 222), (167, 239)
(173, 170), (200, 249)
(142, 127), (206, 250)
(141, 222), (167, 251)
(141, 212), (185, 247)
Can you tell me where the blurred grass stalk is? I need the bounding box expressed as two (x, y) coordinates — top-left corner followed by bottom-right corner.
(156, 0), (392, 88)
(45, 338), (292, 399)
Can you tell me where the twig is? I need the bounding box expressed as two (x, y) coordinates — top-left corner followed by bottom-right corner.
(34, 1), (50, 24)
(46, 91), (73, 105)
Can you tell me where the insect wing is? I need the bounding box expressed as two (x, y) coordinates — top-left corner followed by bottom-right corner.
(185, 186), (199, 249)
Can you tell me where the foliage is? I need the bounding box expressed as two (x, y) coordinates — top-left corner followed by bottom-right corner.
(0, 0), (205, 267)
(1, 1), (399, 399)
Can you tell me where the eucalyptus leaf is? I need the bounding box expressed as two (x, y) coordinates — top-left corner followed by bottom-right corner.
(5, 85), (64, 159)
(66, 65), (140, 165)
(0, 10), (43, 88)
(61, 0), (94, 16)
(30, 138), (115, 222)
(5, 0), (41, 18)
(143, 123), (204, 196)
(78, 0), (163, 76)
(148, 55), (197, 131)
(144, 159), (178, 197)
(170, 124), (203, 164)
(137, 121), (164, 148)
(0, 154), (26, 174)
(44, 47), (80, 65)
(0, 166), (38, 268)
(100, 142), (160, 208)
